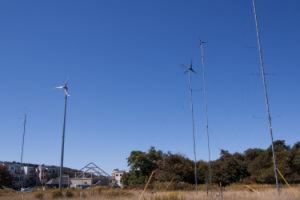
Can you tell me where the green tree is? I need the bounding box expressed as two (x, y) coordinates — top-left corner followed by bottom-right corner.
(212, 150), (249, 186)
(122, 147), (163, 186)
(197, 161), (208, 184)
(155, 153), (195, 184)
(0, 166), (12, 187)
(285, 142), (300, 183)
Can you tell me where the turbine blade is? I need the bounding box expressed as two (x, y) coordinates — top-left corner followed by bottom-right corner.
(65, 92), (70, 97)
(190, 68), (196, 73)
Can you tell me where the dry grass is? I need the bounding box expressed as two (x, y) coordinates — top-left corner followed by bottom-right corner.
(0, 187), (299, 200)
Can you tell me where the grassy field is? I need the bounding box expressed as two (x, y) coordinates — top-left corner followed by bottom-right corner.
(0, 187), (299, 200)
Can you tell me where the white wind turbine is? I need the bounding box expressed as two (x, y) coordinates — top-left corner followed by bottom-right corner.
(56, 80), (70, 189)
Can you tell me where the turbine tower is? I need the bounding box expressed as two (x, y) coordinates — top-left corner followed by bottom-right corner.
(182, 61), (198, 191)
(252, 0), (279, 193)
(199, 40), (212, 194)
(19, 114), (27, 189)
(56, 81), (70, 189)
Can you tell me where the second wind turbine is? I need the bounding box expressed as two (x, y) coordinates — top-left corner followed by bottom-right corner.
(182, 61), (198, 191)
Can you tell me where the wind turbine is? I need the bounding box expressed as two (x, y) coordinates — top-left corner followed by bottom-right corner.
(56, 80), (70, 189)
(252, 0), (279, 193)
(198, 40), (212, 195)
(182, 60), (198, 191)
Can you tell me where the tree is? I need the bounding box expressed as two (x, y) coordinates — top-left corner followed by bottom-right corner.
(212, 150), (249, 186)
(155, 153), (195, 184)
(285, 142), (300, 183)
(122, 147), (163, 186)
(197, 161), (208, 184)
(122, 140), (300, 187)
(0, 166), (13, 187)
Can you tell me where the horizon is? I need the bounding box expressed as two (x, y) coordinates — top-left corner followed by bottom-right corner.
(1, 138), (299, 173)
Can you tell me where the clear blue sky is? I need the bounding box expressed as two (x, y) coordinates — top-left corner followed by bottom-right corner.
(0, 0), (300, 173)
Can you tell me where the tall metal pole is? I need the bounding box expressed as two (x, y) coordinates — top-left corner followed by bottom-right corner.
(199, 41), (212, 193)
(59, 94), (68, 189)
(185, 63), (198, 191)
(252, 0), (279, 193)
(19, 114), (27, 189)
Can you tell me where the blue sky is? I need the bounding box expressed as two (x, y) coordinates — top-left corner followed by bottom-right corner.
(0, 0), (300, 173)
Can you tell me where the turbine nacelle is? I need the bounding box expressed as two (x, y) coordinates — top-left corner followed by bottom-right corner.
(198, 39), (207, 47)
(182, 60), (196, 74)
(56, 81), (70, 97)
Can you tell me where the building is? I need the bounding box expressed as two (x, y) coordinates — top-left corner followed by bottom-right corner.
(112, 169), (125, 188)
(4, 162), (22, 175)
(1, 162), (23, 188)
(70, 162), (110, 188)
(70, 178), (92, 189)
(0, 161), (76, 189)
(37, 165), (59, 185)
(46, 176), (70, 188)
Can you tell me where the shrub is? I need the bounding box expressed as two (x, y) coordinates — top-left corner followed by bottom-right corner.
(65, 190), (74, 198)
(34, 192), (44, 199)
(52, 190), (63, 199)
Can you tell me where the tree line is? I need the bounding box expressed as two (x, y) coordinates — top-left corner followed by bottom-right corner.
(121, 140), (300, 187)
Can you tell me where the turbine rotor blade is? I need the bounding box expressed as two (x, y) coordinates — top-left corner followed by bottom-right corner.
(56, 86), (64, 89)
(190, 68), (196, 73)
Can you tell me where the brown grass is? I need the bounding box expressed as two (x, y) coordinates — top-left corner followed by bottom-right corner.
(0, 187), (299, 200)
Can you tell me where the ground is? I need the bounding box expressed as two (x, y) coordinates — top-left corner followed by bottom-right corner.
(0, 185), (299, 200)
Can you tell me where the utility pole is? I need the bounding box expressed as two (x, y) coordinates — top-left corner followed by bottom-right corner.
(252, 0), (279, 193)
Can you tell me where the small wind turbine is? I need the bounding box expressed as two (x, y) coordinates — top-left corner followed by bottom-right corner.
(56, 81), (70, 97)
(198, 40), (212, 195)
(182, 60), (198, 191)
(56, 80), (70, 190)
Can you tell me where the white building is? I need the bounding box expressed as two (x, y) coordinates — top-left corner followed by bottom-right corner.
(37, 165), (59, 184)
(112, 169), (125, 188)
(23, 166), (36, 176)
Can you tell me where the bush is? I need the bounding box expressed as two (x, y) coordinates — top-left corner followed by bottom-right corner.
(52, 190), (63, 199)
(65, 190), (74, 198)
(34, 192), (44, 199)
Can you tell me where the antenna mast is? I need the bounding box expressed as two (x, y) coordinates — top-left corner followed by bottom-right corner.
(252, 0), (279, 193)
(199, 40), (212, 194)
